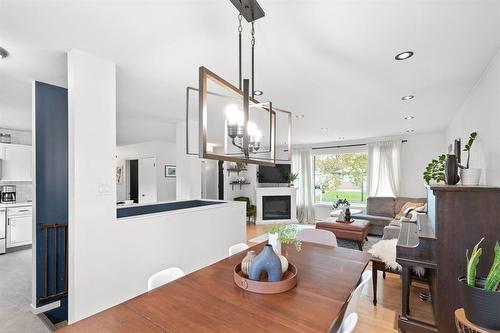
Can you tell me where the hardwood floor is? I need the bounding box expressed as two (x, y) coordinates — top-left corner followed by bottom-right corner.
(246, 224), (434, 333)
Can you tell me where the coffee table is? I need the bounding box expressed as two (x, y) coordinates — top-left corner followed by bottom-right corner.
(316, 218), (370, 251)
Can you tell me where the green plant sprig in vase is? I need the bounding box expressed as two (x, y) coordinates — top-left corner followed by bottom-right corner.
(267, 224), (302, 252)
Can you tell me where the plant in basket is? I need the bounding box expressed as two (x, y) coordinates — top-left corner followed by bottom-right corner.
(458, 238), (500, 330)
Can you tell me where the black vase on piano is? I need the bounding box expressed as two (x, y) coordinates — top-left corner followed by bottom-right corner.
(445, 154), (460, 185)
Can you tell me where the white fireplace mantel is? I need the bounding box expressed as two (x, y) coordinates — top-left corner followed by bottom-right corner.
(255, 187), (298, 224)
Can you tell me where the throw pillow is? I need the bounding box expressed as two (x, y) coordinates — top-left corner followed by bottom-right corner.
(395, 202), (425, 219)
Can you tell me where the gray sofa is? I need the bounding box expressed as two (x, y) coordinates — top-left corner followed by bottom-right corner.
(357, 197), (426, 236)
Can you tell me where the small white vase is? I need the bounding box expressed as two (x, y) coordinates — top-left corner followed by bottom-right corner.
(460, 168), (481, 186)
(268, 233), (281, 255)
(279, 255), (289, 274)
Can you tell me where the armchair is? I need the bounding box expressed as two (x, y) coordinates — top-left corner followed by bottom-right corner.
(233, 196), (256, 224)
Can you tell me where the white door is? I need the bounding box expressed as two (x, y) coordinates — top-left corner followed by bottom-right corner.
(0, 144), (32, 181)
(7, 215), (32, 248)
(201, 160), (218, 200)
(139, 157), (157, 204)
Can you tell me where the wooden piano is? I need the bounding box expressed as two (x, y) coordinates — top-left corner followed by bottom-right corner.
(396, 185), (500, 333)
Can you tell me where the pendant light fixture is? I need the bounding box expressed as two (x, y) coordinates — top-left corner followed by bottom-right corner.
(186, 0), (292, 166)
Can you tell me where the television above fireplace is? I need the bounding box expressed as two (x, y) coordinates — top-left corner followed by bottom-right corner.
(258, 164), (291, 183)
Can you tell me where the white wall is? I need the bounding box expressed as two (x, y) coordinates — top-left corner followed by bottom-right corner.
(224, 163), (258, 204)
(400, 132), (446, 197)
(175, 121), (202, 200)
(68, 49), (117, 323)
(447, 48), (500, 186)
(116, 140), (176, 202)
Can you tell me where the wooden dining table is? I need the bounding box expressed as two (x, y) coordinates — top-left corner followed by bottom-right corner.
(58, 242), (371, 333)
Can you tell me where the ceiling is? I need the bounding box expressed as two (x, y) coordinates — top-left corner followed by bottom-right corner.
(0, 0), (499, 145)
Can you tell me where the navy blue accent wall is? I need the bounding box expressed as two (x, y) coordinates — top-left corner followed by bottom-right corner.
(35, 81), (68, 322)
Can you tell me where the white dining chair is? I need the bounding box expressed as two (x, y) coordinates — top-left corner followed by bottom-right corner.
(228, 243), (249, 256)
(297, 228), (338, 247)
(345, 270), (372, 317)
(339, 313), (358, 333)
(147, 267), (185, 291)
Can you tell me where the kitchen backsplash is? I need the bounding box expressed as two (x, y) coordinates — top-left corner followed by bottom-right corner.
(0, 182), (32, 202)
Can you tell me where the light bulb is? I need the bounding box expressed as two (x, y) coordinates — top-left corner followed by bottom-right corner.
(247, 121), (257, 136)
(225, 104), (243, 126)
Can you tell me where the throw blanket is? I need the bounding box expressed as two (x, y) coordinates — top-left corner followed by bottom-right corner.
(368, 239), (425, 277)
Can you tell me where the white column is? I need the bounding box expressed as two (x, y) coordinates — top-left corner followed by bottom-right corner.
(67, 49), (116, 323)
(175, 121), (202, 200)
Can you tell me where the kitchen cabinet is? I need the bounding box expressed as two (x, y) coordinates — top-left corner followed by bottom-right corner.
(0, 144), (32, 181)
(6, 206), (32, 248)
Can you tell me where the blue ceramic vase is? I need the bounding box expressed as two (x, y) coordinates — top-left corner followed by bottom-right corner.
(248, 244), (283, 282)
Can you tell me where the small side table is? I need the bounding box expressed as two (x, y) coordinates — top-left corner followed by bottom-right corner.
(455, 308), (500, 333)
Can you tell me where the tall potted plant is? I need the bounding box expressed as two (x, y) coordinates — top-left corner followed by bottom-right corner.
(459, 132), (481, 185)
(458, 238), (500, 330)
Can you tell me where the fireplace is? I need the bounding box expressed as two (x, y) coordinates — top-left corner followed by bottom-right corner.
(262, 195), (291, 220)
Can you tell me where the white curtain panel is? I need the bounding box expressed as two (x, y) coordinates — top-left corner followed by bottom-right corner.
(292, 149), (315, 223)
(367, 140), (402, 197)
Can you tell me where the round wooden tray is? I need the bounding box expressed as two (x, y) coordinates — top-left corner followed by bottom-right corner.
(233, 263), (298, 294)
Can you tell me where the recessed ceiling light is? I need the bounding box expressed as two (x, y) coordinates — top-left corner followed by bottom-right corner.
(406, 129), (415, 133)
(404, 115), (415, 120)
(296, 115), (304, 118)
(402, 95), (414, 100)
(395, 51), (414, 60)
(253, 90), (263, 96)
(0, 47), (8, 59)
(321, 127), (328, 131)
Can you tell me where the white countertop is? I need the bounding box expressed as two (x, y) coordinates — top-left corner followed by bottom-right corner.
(0, 201), (32, 208)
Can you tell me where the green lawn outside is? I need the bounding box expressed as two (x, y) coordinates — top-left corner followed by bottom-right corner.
(315, 190), (365, 204)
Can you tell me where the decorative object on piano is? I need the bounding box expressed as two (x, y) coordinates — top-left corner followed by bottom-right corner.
(445, 153), (460, 185)
(267, 224), (302, 255)
(459, 132), (481, 186)
(332, 198), (351, 222)
(248, 244), (282, 282)
(241, 250), (256, 276)
(423, 154), (445, 184)
(287, 172), (298, 187)
(459, 238), (500, 330)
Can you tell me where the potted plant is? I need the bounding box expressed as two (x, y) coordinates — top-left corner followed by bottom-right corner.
(332, 198), (351, 221)
(458, 238), (500, 330)
(459, 132), (481, 185)
(288, 172), (299, 187)
(267, 224), (302, 274)
(423, 154), (446, 184)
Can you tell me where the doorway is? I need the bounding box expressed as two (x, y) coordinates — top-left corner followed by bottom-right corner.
(129, 160), (138, 203)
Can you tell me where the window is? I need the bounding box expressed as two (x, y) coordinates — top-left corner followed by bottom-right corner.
(314, 151), (368, 205)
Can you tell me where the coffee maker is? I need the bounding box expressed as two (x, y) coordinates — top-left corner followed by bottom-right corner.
(1, 185), (16, 203)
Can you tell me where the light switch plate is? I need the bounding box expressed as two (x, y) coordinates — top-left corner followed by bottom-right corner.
(97, 181), (112, 196)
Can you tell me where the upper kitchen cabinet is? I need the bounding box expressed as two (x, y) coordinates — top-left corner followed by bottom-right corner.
(0, 144), (32, 182)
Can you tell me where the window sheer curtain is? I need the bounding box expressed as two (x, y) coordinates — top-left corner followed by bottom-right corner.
(292, 149), (315, 224)
(367, 140), (402, 197)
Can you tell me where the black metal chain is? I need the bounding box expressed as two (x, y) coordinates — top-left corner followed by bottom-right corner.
(251, 22), (255, 98)
(238, 14), (243, 90)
